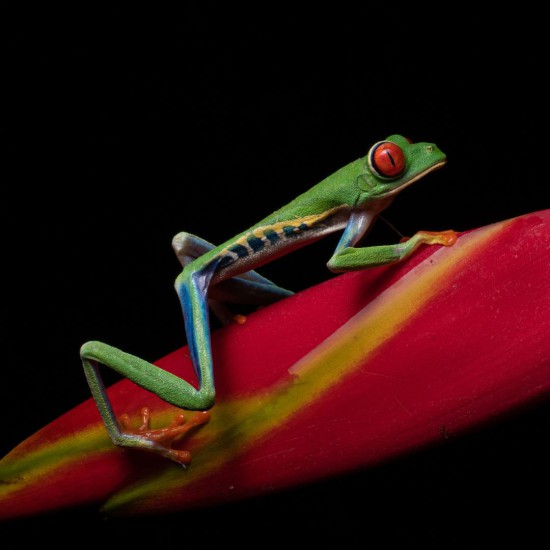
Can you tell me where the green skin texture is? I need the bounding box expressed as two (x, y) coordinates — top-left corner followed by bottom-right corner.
(80, 134), (454, 464)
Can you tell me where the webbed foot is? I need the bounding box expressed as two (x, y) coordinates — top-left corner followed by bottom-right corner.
(120, 407), (211, 466)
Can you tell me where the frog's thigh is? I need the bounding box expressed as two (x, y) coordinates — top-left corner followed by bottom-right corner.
(210, 276), (293, 306)
(172, 231), (292, 300)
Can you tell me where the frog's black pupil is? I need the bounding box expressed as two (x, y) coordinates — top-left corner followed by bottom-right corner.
(385, 150), (396, 167)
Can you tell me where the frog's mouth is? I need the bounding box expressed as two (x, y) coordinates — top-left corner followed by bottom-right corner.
(386, 159), (447, 197)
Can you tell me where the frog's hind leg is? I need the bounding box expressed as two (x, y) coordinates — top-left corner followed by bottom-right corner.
(172, 231), (289, 290)
(81, 340), (212, 466)
(172, 232), (293, 324)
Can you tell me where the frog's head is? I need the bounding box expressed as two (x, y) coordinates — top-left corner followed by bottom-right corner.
(356, 134), (446, 201)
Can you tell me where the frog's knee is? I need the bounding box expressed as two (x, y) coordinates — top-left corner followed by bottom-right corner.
(80, 340), (102, 359)
(173, 232), (217, 270)
(172, 232), (194, 255)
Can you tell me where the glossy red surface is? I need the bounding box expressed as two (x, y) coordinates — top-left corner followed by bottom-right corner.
(1, 210), (548, 519)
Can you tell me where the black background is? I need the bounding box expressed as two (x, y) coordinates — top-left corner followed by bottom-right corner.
(2, 6), (549, 548)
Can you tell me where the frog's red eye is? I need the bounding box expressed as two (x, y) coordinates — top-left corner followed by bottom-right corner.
(369, 141), (406, 178)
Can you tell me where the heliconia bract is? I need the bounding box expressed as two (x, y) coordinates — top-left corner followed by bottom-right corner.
(1, 210), (549, 520)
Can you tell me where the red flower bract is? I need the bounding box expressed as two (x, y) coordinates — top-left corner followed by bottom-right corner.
(1, 210), (549, 519)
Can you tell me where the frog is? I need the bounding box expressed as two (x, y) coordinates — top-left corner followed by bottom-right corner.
(80, 134), (457, 465)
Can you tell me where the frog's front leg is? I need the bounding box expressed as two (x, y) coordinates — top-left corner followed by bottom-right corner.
(327, 210), (457, 272)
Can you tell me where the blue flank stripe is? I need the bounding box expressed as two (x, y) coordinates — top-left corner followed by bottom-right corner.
(247, 235), (265, 252)
(218, 254), (234, 269)
(217, 221), (313, 273)
(283, 225), (298, 237)
(264, 229), (280, 244)
(229, 244), (249, 258)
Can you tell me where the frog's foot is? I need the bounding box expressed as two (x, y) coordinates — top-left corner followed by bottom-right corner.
(401, 229), (458, 247)
(421, 229), (458, 246)
(208, 299), (248, 326)
(120, 407), (211, 466)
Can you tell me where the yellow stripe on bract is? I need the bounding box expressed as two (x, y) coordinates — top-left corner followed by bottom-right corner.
(105, 220), (509, 513)
(0, 425), (113, 498)
(263, 221), (507, 410)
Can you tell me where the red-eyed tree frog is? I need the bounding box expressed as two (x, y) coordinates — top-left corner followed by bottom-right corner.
(80, 135), (457, 465)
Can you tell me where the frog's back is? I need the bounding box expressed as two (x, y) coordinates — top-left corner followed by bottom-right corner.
(257, 156), (364, 226)
(188, 156), (364, 277)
